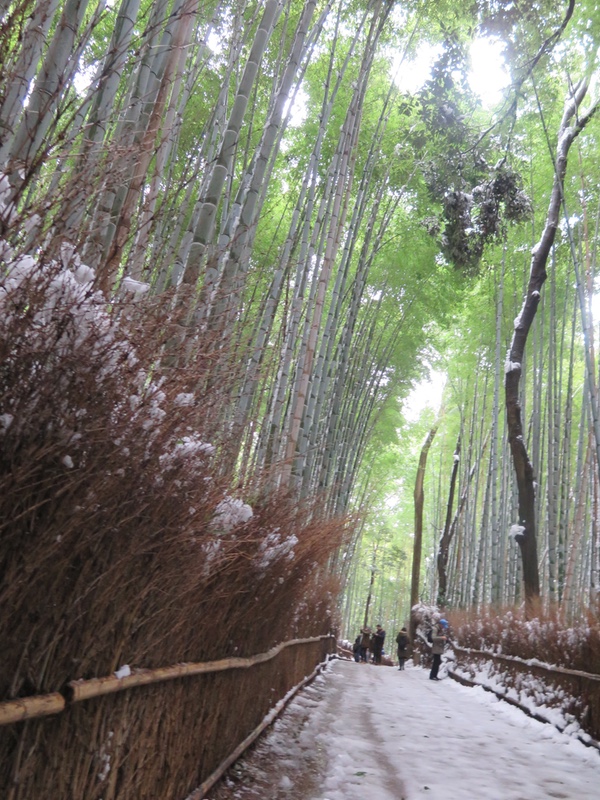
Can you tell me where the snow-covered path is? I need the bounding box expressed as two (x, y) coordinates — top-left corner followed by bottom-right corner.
(209, 658), (600, 800)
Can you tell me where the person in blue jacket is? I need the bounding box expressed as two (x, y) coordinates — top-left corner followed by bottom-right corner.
(429, 619), (448, 681)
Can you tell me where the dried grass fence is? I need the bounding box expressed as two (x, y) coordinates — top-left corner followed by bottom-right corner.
(451, 645), (600, 745)
(0, 256), (350, 798)
(0, 635), (335, 799)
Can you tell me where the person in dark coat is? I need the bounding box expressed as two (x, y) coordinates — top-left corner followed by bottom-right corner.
(372, 624), (386, 665)
(352, 635), (361, 662)
(429, 619), (448, 680)
(396, 627), (410, 670)
(359, 626), (371, 662)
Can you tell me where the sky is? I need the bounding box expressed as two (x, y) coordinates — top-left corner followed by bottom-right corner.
(288, 35), (510, 129)
(394, 37), (509, 108)
(469, 38), (510, 107)
(208, 658), (599, 800)
(403, 368), (446, 422)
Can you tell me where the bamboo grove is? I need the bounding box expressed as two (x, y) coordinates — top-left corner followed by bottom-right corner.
(1, 0), (600, 632)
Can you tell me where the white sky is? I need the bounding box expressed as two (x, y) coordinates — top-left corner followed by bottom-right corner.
(394, 37), (509, 108)
(469, 38), (510, 107)
(209, 658), (600, 799)
(290, 35), (509, 127)
(403, 369), (446, 422)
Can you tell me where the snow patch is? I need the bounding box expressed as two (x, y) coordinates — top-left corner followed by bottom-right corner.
(0, 413), (13, 431)
(212, 496), (253, 533)
(114, 665), (131, 679)
(257, 531), (298, 570)
(509, 524), (525, 541)
(504, 358), (521, 374)
(121, 276), (150, 298)
(174, 392), (195, 407)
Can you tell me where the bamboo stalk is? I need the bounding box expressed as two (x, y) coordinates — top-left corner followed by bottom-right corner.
(0, 693), (65, 725)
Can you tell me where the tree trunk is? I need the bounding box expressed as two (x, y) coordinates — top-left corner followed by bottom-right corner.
(436, 435), (461, 605)
(505, 79), (597, 605)
(363, 541), (378, 629)
(409, 423), (438, 643)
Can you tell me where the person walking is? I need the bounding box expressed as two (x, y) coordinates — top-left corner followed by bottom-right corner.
(372, 624), (386, 665)
(429, 619), (448, 681)
(396, 627), (410, 670)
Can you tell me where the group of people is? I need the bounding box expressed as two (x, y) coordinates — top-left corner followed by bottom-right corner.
(351, 618), (450, 679)
(352, 624), (386, 664)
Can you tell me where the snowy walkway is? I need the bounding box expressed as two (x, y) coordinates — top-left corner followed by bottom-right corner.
(208, 658), (600, 800)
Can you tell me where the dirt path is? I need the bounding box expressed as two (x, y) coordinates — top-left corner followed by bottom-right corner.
(205, 659), (599, 800)
(205, 668), (331, 800)
(206, 661), (408, 800)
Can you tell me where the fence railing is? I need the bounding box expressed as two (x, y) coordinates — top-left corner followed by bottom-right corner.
(0, 634), (336, 800)
(0, 636), (333, 726)
(450, 644), (600, 746)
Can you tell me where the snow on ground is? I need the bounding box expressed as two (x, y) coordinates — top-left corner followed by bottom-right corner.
(209, 658), (599, 800)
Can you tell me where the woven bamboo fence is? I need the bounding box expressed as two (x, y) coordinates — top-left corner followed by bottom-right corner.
(0, 635), (335, 800)
(450, 645), (600, 745)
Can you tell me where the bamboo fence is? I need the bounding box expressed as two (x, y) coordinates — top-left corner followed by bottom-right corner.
(0, 636), (333, 726)
(191, 656), (329, 798)
(451, 645), (600, 744)
(0, 635), (336, 800)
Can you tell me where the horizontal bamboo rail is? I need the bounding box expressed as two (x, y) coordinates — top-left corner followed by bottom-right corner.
(0, 693), (65, 725)
(452, 645), (600, 682)
(337, 643), (353, 658)
(0, 635), (334, 726)
(449, 667), (600, 752)
(450, 644), (600, 748)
